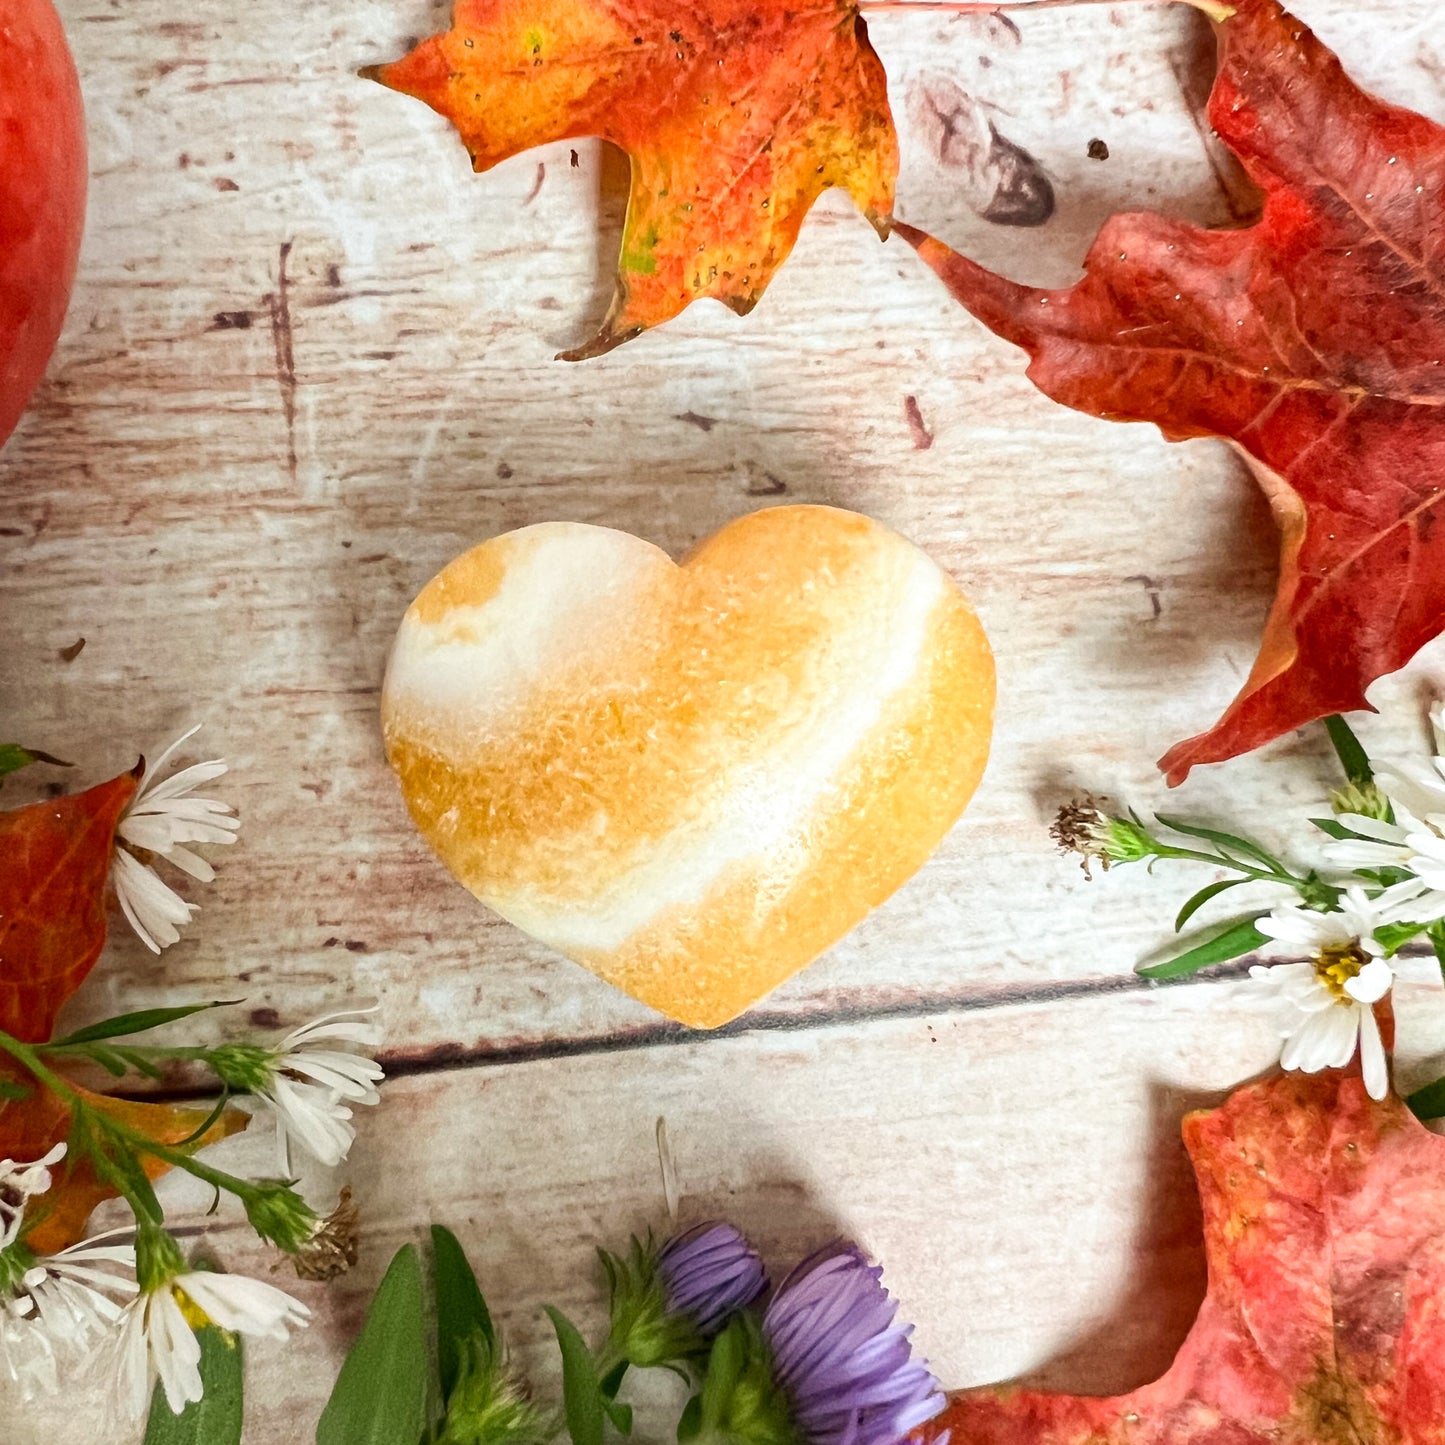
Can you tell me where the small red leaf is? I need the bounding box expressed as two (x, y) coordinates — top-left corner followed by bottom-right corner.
(0, 769), (137, 1042)
(903, 0), (1445, 782)
(922, 1068), (1445, 1444)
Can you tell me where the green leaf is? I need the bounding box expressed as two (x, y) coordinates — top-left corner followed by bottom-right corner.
(143, 1326), (243, 1445)
(1137, 917), (1268, 980)
(546, 1306), (605, 1445)
(1309, 816), (1356, 840)
(173, 1092), (233, 1149)
(1374, 921), (1429, 957)
(676, 1396), (703, 1444)
(1173, 876), (1249, 933)
(431, 1225), (494, 1403)
(1324, 714), (1373, 784)
(88, 1046), (131, 1077)
(696, 1318), (744, 1431)
(0, 743), (71, 782)
(0, 1077), (30, 1102)
(1430, 921), (1445, 989)
(49, 1001), (240, 1047)
(604, 1400), (633, 1435)
(1153, 815), (1283, 871)
(318, 1244), (431, 1445)
(1408, 1074), (1445, 1121)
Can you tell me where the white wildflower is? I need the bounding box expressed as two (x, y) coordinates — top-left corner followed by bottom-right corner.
(111, 725), (239, 953)
(0, 1297), (56, 1400)
(0, 1144), (66, 1251)
(22, 1232), (138, 1353)
(256, 1010), (384, 1173)
(1323, 704), (1445, 920)
(1246, 888), (1397, 1100)
(0, 1230), (136, 1400)
(113, 1269), (308, 1417)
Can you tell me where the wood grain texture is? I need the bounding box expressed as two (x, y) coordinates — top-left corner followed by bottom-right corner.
(1, 0), (1443, 1439)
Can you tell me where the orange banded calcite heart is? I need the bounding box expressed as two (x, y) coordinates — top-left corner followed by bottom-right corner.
(382, 506), (993, 1027)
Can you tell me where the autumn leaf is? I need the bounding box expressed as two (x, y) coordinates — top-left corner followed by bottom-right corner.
(920, 1067), (1445, 1444)
(0, 768), (137, 1043)
(0, 1059), (248, 1256)
(364, 0), (898, 358)
(901, 0), (1445, 784)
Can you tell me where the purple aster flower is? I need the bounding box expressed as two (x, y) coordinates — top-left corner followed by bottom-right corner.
(658, 1222), (768, 1337)
(762, 1243), (946, 1445)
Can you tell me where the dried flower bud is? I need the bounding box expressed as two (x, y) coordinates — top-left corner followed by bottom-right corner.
(293, 1188), (360, 1281)
(1051, 799), (1155, 876)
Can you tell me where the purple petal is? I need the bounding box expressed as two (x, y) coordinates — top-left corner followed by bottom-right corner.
(763, 1244), (946, 1445)
(658, 1222), (767, 1337)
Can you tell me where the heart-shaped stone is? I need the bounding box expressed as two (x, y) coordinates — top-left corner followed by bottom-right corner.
(382, 505), (993, 1027)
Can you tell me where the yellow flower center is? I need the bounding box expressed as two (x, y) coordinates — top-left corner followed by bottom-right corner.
(1314, 942), (1368, 1001)
(174, 1286), (212, 1331)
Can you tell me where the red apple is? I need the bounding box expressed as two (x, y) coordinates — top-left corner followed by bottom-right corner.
(0, 0), (86, 451)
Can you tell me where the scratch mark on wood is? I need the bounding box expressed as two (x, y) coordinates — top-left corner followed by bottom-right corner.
(523, 161), (546, 205)
(744, 468), (787, 496)
(58, 637), (86, 662)
(904, 394), (934, 450)
(1125, 573), (1163, 621)
(264, 239), (298, 482)
(675, 411), (718, 432)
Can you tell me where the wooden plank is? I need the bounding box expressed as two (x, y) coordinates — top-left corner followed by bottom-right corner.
(2, 0), (1443, 1055)
(11, 980), (1445, 1442)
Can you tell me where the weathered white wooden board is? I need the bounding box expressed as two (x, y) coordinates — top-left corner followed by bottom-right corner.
(2, 0), (1444, 1439)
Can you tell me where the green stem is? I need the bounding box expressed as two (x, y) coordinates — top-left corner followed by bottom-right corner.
(0, 1027), (260, 1204)
(1324, 714), (1374, 785)
(1151, 843), (1310, 891)
(36, 1043), (213, 1062)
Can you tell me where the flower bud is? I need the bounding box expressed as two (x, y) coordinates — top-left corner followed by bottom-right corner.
(1330, 779), (1392, 822)
(605, 1222), (765, 1369)
(437, 1332), (554, 1445)
(243, 1183), (319, 1255)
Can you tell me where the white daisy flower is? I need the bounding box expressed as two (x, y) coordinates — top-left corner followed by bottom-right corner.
(21, 1231), (138, 1352)
(113, 1270), (309, 1417)
(1246, 888), (1397, 1100)
(258, 1010), (385, 1172)
(0, 1143), (66, 1251)
(0, 1230), (135, 1400)
(111, 725), (240, 953)
(0, 1297), (57, 1400)
(1322, 707), (1445, 918)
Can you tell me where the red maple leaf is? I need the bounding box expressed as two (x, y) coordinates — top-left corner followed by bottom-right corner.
(0, 769), (137, 1042)
(922, 1067), (1445, 1443)
(901, 0), (1445, 783)
(364, 0), (897, 358)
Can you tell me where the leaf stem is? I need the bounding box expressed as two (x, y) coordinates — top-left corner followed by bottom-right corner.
(1150, 843), (1304, 890)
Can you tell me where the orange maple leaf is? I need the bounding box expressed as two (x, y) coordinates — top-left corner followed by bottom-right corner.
(923, 1068), (1445, 1444)
(903, 0), (1445, 782)
(2, 1061), (249, 1256)
(364, 0), (898, 357)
